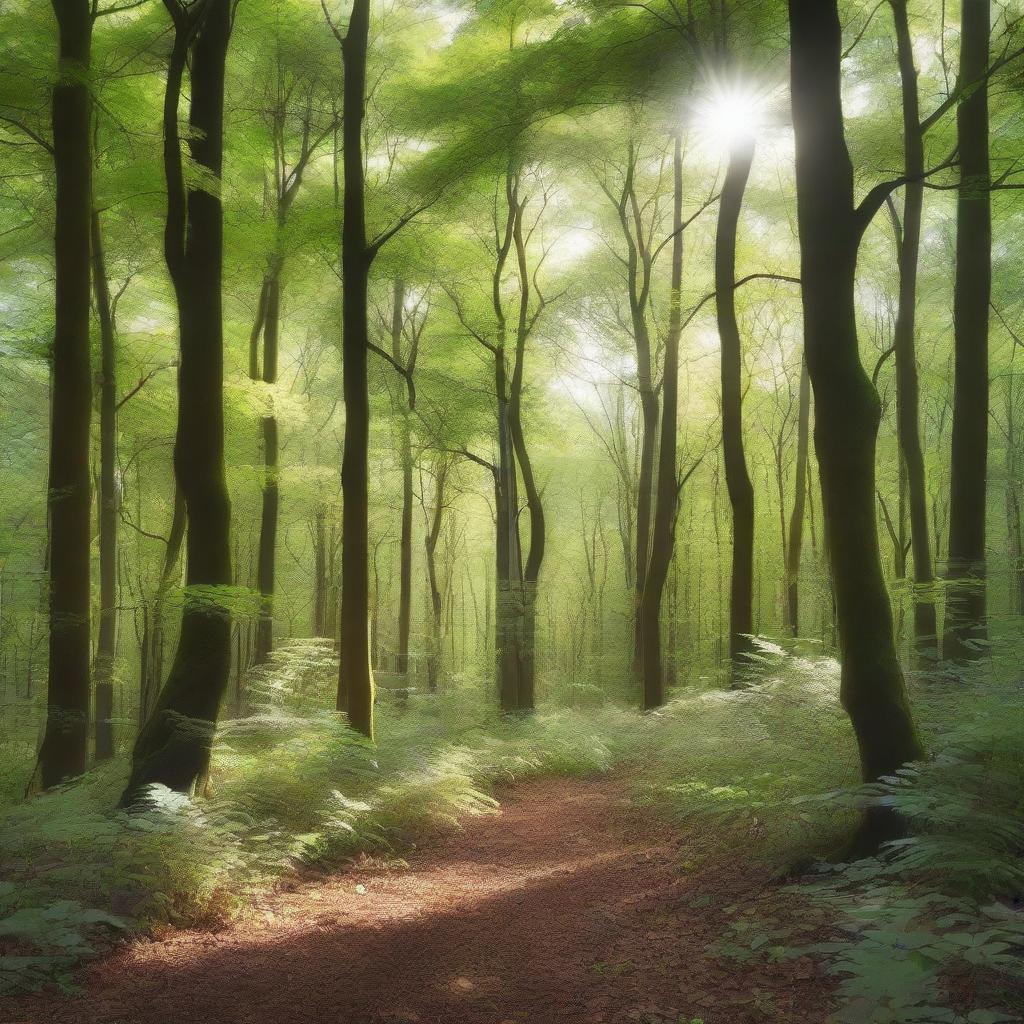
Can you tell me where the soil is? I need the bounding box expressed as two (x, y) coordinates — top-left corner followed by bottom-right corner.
(7, 777), (833, 1024)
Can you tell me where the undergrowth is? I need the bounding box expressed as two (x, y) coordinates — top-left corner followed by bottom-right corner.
(2, 634), (1023, 1023)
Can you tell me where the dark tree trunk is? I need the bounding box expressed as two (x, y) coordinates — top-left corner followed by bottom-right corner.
(141, 486), (185, 727)
(91, 208), (117, 761)
(40, 0), (92, 789)
(508, 209), (545, 712)
(785, 357), (810, 635)
(313, 505), (328, 636)
(393, 281), (413, 676)
(254, 268), (281, 664)
(423, 459), (448, 693)
(639, 134), (684, 710)
(494, 352), (524, 713)
(788, 0), (923, 844)
(716, 137), (756, 675)
(943, 0), (991, 662)
(336, 0), (375, 738)
(888, 0), (939, 658)
(122, 0), (233, 802)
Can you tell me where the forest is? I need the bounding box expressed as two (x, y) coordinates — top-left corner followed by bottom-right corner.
(1, 0), (1023, 1020)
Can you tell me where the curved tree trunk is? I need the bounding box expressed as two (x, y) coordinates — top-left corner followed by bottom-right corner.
(715, 137), (756, 677)
(788, 0), (923, 847)
(40, 0), (92, 789)
(122, 0), (233, 801)
(508, 206), (545, 712)
(639, 134), (684, 711)
(943, 0), (991, 662)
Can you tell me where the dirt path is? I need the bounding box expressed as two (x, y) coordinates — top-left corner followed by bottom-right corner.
(9, 777), (830, 1024)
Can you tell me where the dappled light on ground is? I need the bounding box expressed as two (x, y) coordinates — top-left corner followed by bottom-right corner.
(12, 778), (832, 1024)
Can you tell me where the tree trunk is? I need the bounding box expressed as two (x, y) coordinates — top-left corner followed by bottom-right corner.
(943, 0), (991, 662)
(40, 0), (92, 789)
(639, 134), (683, 711)
(313, 505), (327, 636)
(393, 282), (413, 676)
(254, 267), (281, 664)
(887, 0), (939, 658)
(423, 459), (448, 693)
(91, 208), (118, 761)
(785, 357), (810, 635)
(122, 0), (233, 802)
(716, 137), (756, 675)
(788, 0), (923, 845)
(336, 0), (375, 738)
(508, 211), (545, 712)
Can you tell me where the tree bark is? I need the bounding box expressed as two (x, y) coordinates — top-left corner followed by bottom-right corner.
(785, 357), (810, 635)
(887, 0), (939, 658)
(715, 137), (756, 675)
(393, 281), (413, 676)
(254, 267), (280, 664)
(40, 0), (92, 789)
(336, 0), (375, 738)
(638, 134), (684, 710)
(423, 458), (449, 693)
(91, 207), (118, 761)
(788, 0), (923, 845)
(122, 0), (233, 801)
(943, 0), (991, 662)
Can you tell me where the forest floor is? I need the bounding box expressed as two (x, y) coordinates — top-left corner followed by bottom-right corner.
(8, 776), (834, 1024)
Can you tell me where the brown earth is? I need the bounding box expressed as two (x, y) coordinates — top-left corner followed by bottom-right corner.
(7, 777), (833, 1024)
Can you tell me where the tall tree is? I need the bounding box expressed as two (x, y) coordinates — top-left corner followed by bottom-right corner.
(38, 0), (92, 788)
(886, 0), (939, 657)
(122, 0), (234, 801)
(943, 0), (991, 662)
(90, 208), (117, 761)
(638, 133), (684, 711)
(715, 133), (756, 676)
(787, 0), (923, 843)
(249, 67), (333, 666)
(784, 357), (810, 635)
(327, 0), (376, 738)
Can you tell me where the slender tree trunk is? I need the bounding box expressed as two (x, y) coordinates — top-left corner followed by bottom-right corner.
(785, 357), (810, 635)
(716, 137), (756, 675)
(887, 0), (939, 658)
(788, 0), (923, 846)
(495, 354), (523, 713)
(509, 216), (545, 712)
(313, 506), (327, 636)
(639, 134), (683, 710)
(336, 0), (375, 738)
(40, 0), (92, 789)
(91, 208), (118, 761)
(393, 283), (413, 676)
(122, 0), (233, 801)
(254, 267), (281, 664)
(943, 0), (991, 662)
(423, 460), (448, 693)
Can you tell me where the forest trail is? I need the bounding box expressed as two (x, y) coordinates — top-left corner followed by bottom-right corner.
(11, 778), (830, 1024)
